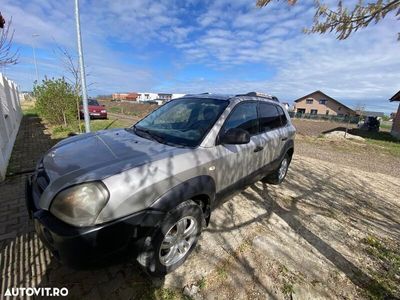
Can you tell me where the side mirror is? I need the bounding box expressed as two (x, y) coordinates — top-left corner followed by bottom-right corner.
(220, 128), (250, 145)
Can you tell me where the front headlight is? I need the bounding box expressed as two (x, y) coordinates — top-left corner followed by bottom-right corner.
(50, 182), (109, 227)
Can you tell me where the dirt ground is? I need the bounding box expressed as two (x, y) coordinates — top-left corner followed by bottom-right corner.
(291, 119), (400, 178)
(99, 100), (158, 118)
(161, 156), (400, 300)
(292, 119), (358, 136)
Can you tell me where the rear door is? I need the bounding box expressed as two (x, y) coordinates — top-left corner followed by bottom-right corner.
(257, 101), (283, 167)
(214, 101), (262, 191)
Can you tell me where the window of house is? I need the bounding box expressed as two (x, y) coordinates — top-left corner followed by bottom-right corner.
(310, 109), (318, 115)
(319, 99), (327, 105)
(306, 98), (313, 104)
(297, 108), (306, 114)
(338, 106), (342, 111)
(325, 110), (329, 115)
(223, 102), (258, 135)
(258, 102), (282, 132)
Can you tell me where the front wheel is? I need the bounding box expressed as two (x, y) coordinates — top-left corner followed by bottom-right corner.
(137, 200), (203, 276)
(262, 153), (291, 185)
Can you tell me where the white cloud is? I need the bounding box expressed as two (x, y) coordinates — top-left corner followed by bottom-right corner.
(1, 0), (399, 112)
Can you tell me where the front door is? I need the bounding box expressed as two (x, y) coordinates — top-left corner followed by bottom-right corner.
(214, 101), (262, 192)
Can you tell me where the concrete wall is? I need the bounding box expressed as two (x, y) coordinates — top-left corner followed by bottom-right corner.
(294, 91), (356, 116)
(391, 103), (400, 139)
(0, 74), (22, 181)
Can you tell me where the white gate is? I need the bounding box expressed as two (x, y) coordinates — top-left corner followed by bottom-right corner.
(0, 74), (22, 181)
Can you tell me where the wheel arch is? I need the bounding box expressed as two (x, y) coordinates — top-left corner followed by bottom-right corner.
(149, 175), (216, 225)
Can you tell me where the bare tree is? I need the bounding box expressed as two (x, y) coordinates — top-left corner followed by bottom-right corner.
(0, 13), (18, 66)
(54, 45), (96, 132)
(54, 46), (83, 132)
(256, 0), (400, 40)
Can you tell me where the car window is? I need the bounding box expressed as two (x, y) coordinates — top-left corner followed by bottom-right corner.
(223, 102), (258, 135)
(258, 102), (281, 132)
(88, 99), (100, 106)
(276, 106), (288, 126)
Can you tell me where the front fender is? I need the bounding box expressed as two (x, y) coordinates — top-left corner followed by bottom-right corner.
(149, 175), (216, 213)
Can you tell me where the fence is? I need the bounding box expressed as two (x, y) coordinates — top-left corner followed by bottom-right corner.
(289, 112), (360, 124)
(0, 74), (22, 181)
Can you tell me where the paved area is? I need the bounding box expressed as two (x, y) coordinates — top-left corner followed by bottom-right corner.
(6, 116), (58, 176)
(1, 116), (399, 299)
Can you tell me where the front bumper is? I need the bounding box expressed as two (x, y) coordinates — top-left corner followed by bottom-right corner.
(89, 112), (107, 119)
(26, 176), (164, 268)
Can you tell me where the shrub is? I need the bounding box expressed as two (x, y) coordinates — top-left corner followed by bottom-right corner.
(33, 78), (78, 126)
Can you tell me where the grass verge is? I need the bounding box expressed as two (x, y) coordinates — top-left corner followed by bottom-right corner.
(361, 235), (400, 299)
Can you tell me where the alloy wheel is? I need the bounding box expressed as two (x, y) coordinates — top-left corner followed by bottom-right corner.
(159, 216), (198, 266)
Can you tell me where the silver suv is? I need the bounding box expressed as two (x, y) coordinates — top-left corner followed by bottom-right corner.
(26, 92), (295, 275)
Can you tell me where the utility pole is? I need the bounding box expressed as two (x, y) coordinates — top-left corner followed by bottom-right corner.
(74, 0), (90, 133)
(32, 34), (39, 83)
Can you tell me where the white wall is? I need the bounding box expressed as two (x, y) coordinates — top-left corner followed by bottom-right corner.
(0, 74), (22, 181)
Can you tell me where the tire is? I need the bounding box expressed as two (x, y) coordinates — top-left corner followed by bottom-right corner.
(263, 153), (291, 185)
(137, 200), (203, 276)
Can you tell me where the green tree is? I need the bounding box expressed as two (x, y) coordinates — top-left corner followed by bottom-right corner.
(33, 78), (78, 126)
(257, 0), (400, 40)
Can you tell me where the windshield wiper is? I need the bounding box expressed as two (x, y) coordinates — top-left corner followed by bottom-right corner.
(132, 125), (168, 144)
(132, 125), (187, 148)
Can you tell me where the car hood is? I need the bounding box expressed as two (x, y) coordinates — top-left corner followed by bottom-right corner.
(42, 128), (187, 182)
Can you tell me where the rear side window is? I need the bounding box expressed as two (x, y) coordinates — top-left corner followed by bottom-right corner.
(277, 106), (288, 126)
(258, 102), (281, 132)
(223, 102), (258, 135)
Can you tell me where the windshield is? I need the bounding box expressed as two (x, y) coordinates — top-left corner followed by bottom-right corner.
(88, 99), (100, 106)
(133, 98), (229, 147)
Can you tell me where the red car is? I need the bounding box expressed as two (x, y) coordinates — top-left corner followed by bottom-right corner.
(80, 99), (107, 119)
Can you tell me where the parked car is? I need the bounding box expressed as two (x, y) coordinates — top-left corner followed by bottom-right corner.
(80, 99), (107, 119)
(26, 93), (295, 276)
(358, 116), (380, 131)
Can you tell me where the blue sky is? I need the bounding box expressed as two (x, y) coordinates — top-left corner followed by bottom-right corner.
(2, 0), (400, 113)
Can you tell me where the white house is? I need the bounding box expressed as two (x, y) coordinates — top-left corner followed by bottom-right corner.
(137, 92), (159, 102)
(137, 92), (186, 104)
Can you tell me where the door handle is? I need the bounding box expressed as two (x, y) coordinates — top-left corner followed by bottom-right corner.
(281, 137), (288, 141)
(254, 146), (264, 153)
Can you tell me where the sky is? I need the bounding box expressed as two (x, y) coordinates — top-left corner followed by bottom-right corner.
(2, 0), (400, 113)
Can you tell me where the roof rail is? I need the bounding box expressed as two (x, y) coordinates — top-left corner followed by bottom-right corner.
(235, 92), (279, 102)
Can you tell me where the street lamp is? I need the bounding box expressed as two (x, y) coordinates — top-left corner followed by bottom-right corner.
(31, 34), (39, 83)
(74, 0), (90, 133)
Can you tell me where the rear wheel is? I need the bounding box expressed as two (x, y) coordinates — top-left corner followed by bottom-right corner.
(137, 200), (203, 276)
(263, 153), (290, 185)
